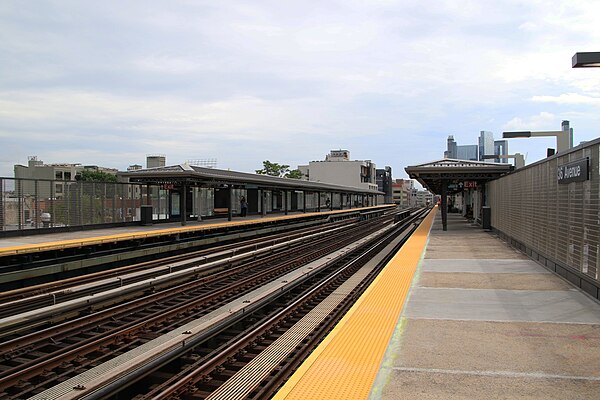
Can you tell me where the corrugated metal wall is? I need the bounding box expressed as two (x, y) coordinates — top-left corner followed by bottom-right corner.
(488, 140), (600, 296)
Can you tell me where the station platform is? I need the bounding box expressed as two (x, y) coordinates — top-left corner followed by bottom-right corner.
(0, 213), (297, 250)
(0, 207), (385, 256)
(274, 209), (600, 400)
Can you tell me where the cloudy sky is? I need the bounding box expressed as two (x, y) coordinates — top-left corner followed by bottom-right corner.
(1, 0), (600, 179)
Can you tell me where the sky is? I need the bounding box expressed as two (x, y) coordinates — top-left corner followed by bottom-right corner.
(1, 0), (600, 179)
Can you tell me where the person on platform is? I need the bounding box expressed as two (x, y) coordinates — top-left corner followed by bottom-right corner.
(240, 196), (248, 217)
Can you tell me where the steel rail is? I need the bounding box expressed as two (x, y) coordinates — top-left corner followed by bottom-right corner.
(150, 209), (427, 399)
(0, 218), (354, 311)
(0, 216), (394, 396)
(94, 209), (426, 398)
(0, 218), (365, 336)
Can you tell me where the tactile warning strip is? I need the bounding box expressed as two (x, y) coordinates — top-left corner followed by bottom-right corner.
(273, 208), (436, 400)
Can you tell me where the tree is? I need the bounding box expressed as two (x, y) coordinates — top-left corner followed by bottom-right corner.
(256, 160), (302, 179)
(286, 169), (303, 179)
(76, 169), (118, 183)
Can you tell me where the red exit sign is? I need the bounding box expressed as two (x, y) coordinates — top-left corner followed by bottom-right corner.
(464, 181), (477, 188)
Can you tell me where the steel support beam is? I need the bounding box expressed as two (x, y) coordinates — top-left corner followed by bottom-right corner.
(227, 185), (233, 221)
(181, 184), (187, 226)
(441, 182), (448, 231)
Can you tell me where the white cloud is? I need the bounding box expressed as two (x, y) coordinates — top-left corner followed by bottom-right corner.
(518, 21), (539, 32)
(503, 112), (557, 131)
(532, 93), (600, 105)
(1, 0), (600, 178)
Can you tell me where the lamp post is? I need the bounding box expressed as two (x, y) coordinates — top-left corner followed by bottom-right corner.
(503, 120), (573, 154)
(572, 52), (600, 68)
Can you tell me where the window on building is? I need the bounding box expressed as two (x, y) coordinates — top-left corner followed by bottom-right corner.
(55, 171), (63, 180)
(55, 184), (63, 194)
(64, 172), (72, 180)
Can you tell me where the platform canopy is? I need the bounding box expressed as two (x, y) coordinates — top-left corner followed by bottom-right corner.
(405, 159), (513, 195)
(405, 159), (513, 231)
(122, 164), (382, 195)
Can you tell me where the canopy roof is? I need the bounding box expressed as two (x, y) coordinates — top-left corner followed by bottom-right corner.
(405, 159), (513, 194)
(122, 164), (383, 195)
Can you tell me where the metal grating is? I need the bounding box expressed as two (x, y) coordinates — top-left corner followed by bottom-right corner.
(488, 141), (600, 286)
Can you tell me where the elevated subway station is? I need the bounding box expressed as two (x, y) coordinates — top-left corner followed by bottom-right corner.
(122, 164), (384, 225)
(404, 159), (513, 230)
(2, 185), (600, 399)
(3, 147), (600, 399)
(406, 138), (600, 301)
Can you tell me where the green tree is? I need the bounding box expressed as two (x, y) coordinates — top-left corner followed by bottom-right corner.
(76, 169), (118, 183)
(286, 169), (303, 179)
(256, 161), (302, 179)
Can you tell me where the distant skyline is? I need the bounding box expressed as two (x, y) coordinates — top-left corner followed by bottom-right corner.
(1, 1), (600, 179)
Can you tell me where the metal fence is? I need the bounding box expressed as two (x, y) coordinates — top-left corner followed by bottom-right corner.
(488, 139), (600, 289)
(0, 177), (146, 231)
(0, 177), (382, 233)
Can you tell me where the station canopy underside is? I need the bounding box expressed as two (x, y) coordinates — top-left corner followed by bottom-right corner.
(122, 164), (383, 195)
(405, 159), (514, 194)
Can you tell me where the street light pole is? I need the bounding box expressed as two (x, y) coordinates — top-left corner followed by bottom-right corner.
(572, 52), (600, 68)
(503, 121), (573, 153)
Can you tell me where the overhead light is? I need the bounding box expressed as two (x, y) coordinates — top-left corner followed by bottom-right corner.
(572, 52), (600, 68)
(503, 123), (572, 153)
(503, 131), (531, 138)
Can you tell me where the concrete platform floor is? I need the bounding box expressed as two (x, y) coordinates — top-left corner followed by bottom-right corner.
(373, 213), (600, 400)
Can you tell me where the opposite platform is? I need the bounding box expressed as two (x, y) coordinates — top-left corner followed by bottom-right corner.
(275, 211), (600, 400)
(0, 206), (388, 255)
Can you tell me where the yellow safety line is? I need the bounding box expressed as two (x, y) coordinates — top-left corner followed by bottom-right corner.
(0, 206), (391, 256)
(273, 207), (437, 400)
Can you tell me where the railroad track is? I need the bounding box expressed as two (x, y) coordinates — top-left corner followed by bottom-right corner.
(136, 208), (429, 400)
(0, 218), (362, 321)
(0, 210), (411, 399)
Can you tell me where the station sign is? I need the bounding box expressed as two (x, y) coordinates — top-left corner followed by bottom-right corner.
(557, 158), (589, 184)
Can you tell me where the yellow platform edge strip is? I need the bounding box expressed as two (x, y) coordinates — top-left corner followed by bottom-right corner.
(273, 207), (437, 400)
(0, 206), (391, 256)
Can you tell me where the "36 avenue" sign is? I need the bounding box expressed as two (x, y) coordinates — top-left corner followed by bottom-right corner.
(557, 158), (589, 184)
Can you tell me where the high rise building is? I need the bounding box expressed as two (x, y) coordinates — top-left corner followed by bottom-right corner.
(444, 136), (457, 159)
(494, 140), (509, 163)
(457, 145), (479, 161)
(479, 131), (495, 162)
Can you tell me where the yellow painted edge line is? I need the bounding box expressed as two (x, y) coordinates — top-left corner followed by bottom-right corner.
(0, 206), (392, 256)
(273, 207), (437, 400)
